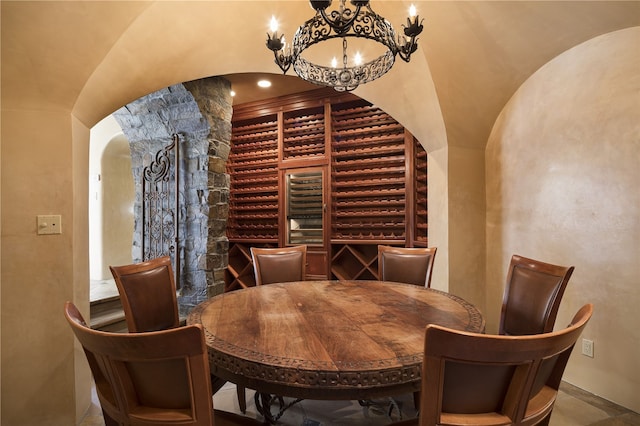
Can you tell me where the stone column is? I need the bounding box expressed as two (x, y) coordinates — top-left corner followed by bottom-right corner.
(183, 77), (233, 299)
(112, 77), (232, 315)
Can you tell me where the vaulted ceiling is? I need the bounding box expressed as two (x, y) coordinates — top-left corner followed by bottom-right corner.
(2, 1), (638, 151)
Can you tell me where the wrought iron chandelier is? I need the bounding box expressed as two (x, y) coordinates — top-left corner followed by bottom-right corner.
(266, 1), (424, 92)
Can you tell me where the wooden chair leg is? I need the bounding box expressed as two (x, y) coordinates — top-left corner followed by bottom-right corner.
(237, 385), (247, 414)
(413, 391), (420, 411)
(211, 375), (227, 394)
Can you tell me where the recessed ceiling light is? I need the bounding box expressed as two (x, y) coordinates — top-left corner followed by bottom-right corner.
(257, 80), (272, 88)
(230, 90), (236, 97)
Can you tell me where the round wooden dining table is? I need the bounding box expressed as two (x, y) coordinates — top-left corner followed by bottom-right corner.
(188, 280), (485, 403)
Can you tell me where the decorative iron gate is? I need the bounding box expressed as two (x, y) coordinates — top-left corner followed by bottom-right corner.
(142, 133), (181, 287)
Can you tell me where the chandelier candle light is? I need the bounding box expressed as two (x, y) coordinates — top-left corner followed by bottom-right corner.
(266, 0), (424, 92)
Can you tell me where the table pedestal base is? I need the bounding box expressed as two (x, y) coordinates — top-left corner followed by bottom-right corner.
(254, 392), (303, 424)
(358, 398), (403, 419)
(253, 392), (407, 424)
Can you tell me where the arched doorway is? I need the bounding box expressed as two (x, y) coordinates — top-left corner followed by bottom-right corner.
(89, 116), (134, 301)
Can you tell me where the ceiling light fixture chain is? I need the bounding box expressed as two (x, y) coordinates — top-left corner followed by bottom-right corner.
(266, 0), (424, 92)
(342, 37), (348, 69)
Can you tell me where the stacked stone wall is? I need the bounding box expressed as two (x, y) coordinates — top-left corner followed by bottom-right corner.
(112, 77), (232, 315)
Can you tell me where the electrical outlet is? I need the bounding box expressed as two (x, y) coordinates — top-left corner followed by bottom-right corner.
(582, 338), (594, 358)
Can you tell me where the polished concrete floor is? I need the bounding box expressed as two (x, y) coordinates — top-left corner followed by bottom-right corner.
(80, 380), (639, 425)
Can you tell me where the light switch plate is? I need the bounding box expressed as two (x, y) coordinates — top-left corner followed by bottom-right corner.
(37, 215), (62, 235)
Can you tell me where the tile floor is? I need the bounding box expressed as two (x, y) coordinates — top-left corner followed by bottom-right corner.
(80, 380), (639, 425)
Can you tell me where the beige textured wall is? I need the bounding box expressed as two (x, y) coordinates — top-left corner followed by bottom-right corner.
(1, 109), (91, 425)
(100, 136), (134, 278)
(89, 116), (134, 280)
(425, 146), (450, 292)
(448, 146), (486, 308)
(486, 28), (640, 411)
(71, 115), (92, 423)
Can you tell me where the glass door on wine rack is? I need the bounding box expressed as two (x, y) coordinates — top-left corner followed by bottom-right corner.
(285, 169), (324, 246)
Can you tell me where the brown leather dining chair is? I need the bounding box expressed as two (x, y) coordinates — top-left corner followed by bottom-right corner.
(245, 245), (308, 413)
(250, 245), (307, 285)
(110, 256), (242, 410)
(376, 245), (437, 410)
(109, 255), (180, 333)
(378, 245), (437, 288)
(64, 301), (263, 426)
(390, 303), (593, 426)
(499, 254), (575, 336)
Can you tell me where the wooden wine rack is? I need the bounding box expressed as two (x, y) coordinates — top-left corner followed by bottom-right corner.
(331, 100), (407, 241)
(330, 243), (379, 280)
(283, 106), (326, 161)
(224, 242), (277, 292)
(225, 89), (428, 288)
(227, 115), (279, 242)
(414, 136), (428, 244)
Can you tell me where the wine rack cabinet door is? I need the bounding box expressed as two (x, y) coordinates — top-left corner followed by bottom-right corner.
(285, 167), (326, 247)
(307, 250), (329, 280)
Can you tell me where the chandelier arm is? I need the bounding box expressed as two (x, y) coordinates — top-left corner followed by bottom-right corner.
(397, 36), (420, 62)
(273, 51), (292, 74)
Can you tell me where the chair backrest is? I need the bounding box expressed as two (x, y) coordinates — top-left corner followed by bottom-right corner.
(378, 246), (437, 288)
(499, 254), (574, 336)
(64, 301), (213, 426)
(250, 245), (307, 285)
(418, 304), (593, 426)
(109, 256), (179, 332)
